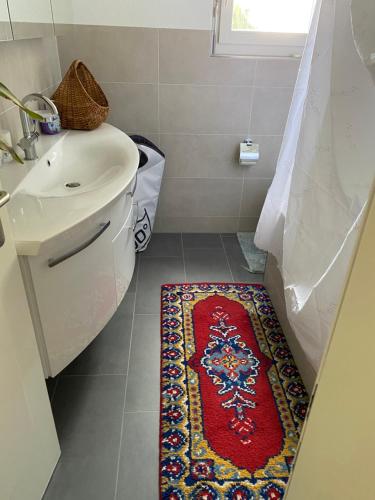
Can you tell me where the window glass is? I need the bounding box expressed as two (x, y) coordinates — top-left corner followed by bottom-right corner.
(232, 0), (314, 34)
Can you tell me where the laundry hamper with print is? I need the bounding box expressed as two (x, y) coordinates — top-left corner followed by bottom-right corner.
(130, 136), (165, 252)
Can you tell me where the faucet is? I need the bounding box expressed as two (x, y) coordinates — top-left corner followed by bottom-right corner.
(18, 93), (59, 161)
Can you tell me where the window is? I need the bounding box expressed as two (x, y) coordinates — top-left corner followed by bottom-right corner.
(213, 0), (316, 58)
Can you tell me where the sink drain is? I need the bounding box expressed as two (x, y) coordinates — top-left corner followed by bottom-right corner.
(65, 182), (81, 189)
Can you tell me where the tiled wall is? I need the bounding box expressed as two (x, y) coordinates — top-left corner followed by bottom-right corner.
(0, 37), (61, 145)
(57, 25), (299, 232)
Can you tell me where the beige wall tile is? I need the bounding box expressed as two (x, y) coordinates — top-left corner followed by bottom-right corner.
(0, 36), (60, 147)
(53, 25), (296, 233)
(0, 20), (12, 41)
(160, 84), (251, 134)
(54, 23), (75, 37)
(159, 29), (255, 85)
(238, 217), (259, 232)
(132, 133), (161, 147)
(250, 87), (293, 135)
(0, 37), (61, 115)
(255, 59), (300, 88)
(101, 82), (158, 134)
(154, 216), (239, 233)
(0, 105), (22, 146)
(0, 82), (61, 149)
(240, 178), (272, 217)
(244, 135), (283, 179)
(160, 134), (246, 179)
(57, 25), (158, 83)
(157, 178), (242, 217)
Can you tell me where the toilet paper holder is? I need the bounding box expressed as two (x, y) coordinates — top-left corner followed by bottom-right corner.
(239, 137), (260, 166)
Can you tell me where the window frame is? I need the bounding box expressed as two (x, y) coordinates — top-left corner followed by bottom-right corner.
(212, 0), (310, 58)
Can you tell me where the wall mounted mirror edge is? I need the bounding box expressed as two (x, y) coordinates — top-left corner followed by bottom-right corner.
(6, 0), (54, 40)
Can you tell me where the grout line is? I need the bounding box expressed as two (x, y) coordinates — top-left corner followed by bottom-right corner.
(0, 103), (17, 116)
(157, 132), (283, 137)
(238, 175), (246, 222)
(60, 373), (126, 377)
(247, 61), (257, 137)
(99, 81), (156, 86)
(124, 410), (159, 414)
(141, 254), (183, 259)
(135, 255), (184, 259)
(220, 234), (235, 283)
(113, 259), (140, 500)
(0, 82), (60, 118)
(134, 313), (160, 316)
(156, 216), (259, 220)
(162, 176), (274, 181)
(181, 233), (187, 282)
(240, 66), (255, 228)
(99, 81), (295, 90)
(99, 81), (253, 88)
(157, 28), (161, 144)
(182, 246), (227, 250)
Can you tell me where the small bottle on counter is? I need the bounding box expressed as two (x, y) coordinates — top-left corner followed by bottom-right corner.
(38, 110), (61, 135)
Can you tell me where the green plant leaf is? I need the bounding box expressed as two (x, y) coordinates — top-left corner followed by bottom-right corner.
(0, 138), (24, 164)
(0, 82), (45, 121)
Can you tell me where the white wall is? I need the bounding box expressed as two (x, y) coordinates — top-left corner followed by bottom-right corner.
(51, 0), (74, 24)
(7, 0), (53, 23)
(71, 0), (213, 29)
(0, 0), (9, 23)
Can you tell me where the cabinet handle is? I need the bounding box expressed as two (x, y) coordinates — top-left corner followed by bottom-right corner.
(0, 190), (10, 208)
(48, 221), (111, 268)
(127, 174), (137, 198)
(132, 201), (138, 230)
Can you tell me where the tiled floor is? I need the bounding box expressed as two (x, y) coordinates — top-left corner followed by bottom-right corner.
(43, 233), (263, 500)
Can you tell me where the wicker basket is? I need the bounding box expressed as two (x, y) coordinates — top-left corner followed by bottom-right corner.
(52, 60), (109, 130)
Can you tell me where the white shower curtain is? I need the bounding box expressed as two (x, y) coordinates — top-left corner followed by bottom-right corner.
(255, 0), (375, 371)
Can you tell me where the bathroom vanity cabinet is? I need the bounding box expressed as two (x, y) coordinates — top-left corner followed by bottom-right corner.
(0, 123), (140, 378)
(20, 187), (136, 377)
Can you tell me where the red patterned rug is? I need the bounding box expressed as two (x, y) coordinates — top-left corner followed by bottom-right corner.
(160, 284), (309, 500)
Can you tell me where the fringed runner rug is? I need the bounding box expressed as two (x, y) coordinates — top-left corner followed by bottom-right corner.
(160, 283), (309, 500)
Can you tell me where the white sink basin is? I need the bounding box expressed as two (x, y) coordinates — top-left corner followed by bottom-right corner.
(15, 124), (137, 198)
(0, 123), (139, 255)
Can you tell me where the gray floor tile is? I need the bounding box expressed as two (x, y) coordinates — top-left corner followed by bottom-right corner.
(128, 257), (139, 293)
(63, 293), (135, 375)
(52, 375), (125, 455)
(135, 256), (185, 313)
(116, 412), (159, 500)
(182, 232), (223, 249)
(44, 375), (125, 500)
(184, 247), (233, 282)
(125, 314), (160, 411)
(222, 235), (264, 283)
(43, 456), (117, 500)
(141, 233), (183, 258)
(116, 291), (136, 317)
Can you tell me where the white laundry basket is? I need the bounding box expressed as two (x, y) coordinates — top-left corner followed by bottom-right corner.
(130, 136), (165, 252)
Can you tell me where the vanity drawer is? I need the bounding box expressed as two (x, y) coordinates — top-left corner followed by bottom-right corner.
(28, 214), (117, 376)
